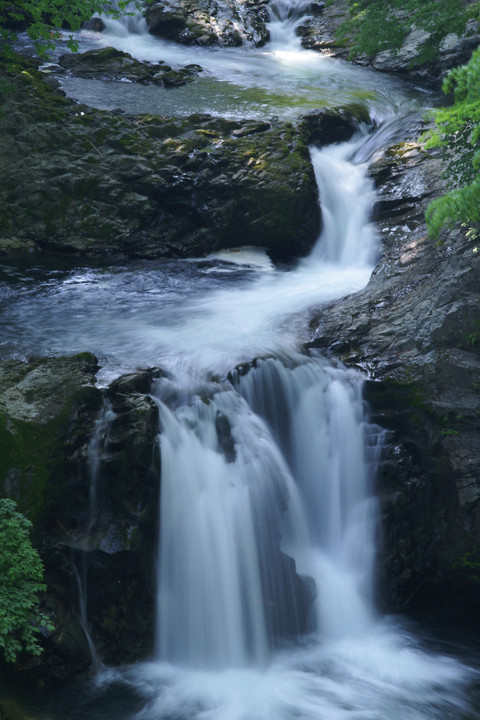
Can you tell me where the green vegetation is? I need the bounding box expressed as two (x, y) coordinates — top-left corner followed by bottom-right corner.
(0, 0), (144, 56)
(453, 550), (480, 582)
(336, 1), (480, 243)
(424, 48), (480, 240)
(338, 0), (480, 65)
(0, 498), (52, 663)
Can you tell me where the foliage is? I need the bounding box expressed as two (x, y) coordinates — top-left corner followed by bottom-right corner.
(424, 47), (480, 239)
(0, 0), (145, 56)
(0, 498), (53, 663)
(337, 0), (480, 65)
(452, 550), (480, 583)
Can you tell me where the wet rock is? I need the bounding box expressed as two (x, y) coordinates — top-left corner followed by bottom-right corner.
(0, 58), (320, 263)
(296, 0), (351, 59)
(307, 121), (480, 615)
(81, 16), (106, 32)
(145, 0), (270, 48)
(215, 410), (236, 462)
(299, 106), (371, 145)
(297, 0), (480, 87)
(58, 47), (202, 86)
(0, 361), (162, 682)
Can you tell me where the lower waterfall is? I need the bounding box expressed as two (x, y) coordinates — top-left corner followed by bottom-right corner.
(154, 356), (379, 669)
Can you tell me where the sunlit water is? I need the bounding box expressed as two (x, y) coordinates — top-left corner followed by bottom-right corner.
(3, 3), (480, 719)
(50, 0), (428, 120)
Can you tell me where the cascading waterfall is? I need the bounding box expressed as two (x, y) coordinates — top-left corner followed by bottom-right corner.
(151, 118), (384, 666)
(268, 0), (315, 48)
(235, 357), (381, 640)
(3, 4), (480, 718)
(154, 354), (380, 667)
(71, 400), (114, 671)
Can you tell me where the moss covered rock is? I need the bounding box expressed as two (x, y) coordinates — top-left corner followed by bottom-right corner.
(0, 55), (321, 262)
(0, 353), (101, 524)
(0, 358), (162, 683)
(58, 47), (203, 86)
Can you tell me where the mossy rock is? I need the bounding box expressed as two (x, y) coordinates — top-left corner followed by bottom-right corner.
(0, 57), (322, 261)
(0, 354), (101, 524)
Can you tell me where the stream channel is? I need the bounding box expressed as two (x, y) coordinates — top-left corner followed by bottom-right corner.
(2, 2), (480, 718)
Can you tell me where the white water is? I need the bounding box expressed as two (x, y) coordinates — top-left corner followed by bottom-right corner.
(4, 4), (480, 718)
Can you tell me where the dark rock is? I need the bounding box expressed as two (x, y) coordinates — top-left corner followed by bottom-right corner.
(58, 47), (201, 86)
(299, 107), (371, 145)
(215, 410), (236, 463)
(145, 0), (270, 47)
(0, 58), (320, 262)
(0, 362), (162, 684)
(82, 16), (106, 32)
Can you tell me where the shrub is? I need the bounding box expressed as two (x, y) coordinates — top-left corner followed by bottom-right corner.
(424, 47), (480, 239)
(0, 498), (53, 663)
(0, 0), (144, 56)
(337, 0), (480, 65)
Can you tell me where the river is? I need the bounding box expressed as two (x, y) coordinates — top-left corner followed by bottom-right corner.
(1, 2), (480, 718)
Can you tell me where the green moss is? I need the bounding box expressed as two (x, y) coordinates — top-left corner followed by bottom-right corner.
(338, 0), (479, 65)
(0, 356), (101, 523)
(0, 413), (61, 523)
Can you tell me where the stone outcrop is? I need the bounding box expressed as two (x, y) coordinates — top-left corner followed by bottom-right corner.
(0, 56), (321, 262)
(145, 0), (270, 47)
(308, 121), (480, 614)
(0, 358), (162, 683)
(296, 0), (480, 87)
(57, 47), (203, 87)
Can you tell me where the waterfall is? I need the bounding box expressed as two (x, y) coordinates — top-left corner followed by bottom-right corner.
(154, 355), (382, 669)
(310, 135), (378, 267)
(268, 0), (314, 48)
(5, 4), (477, 717)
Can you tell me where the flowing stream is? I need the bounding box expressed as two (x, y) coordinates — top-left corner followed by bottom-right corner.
(2, 3), (480, 718)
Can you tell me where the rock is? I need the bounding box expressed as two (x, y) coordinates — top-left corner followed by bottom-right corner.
(307, 121), (480, 615)
(82, 16), (106, 32)
(0, 361), (162, 683)
(0, 58), (321, 263)
(296, 1), (480, 87)
(299, 106), (371, 145)
(372, 28), (432, 73)
(296, 0), (352, 59)
(145, 0), (270, 47)
(215, 410), (236, 462)
(58, 47), (202, 86)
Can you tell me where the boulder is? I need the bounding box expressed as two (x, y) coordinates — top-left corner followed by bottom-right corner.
(58, 47), (202, 86)
(0, 59), (321, 262)
(0, 360), (162, 683)
(145, 0), (270, 48)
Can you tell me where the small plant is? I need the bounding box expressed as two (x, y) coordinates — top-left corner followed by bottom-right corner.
(0, 0), (148, 57)
(337, 0), (479, 65)
(453, 551), (480, 583)
(0, 498), (53, 663)
(424, 47), (480, 240)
